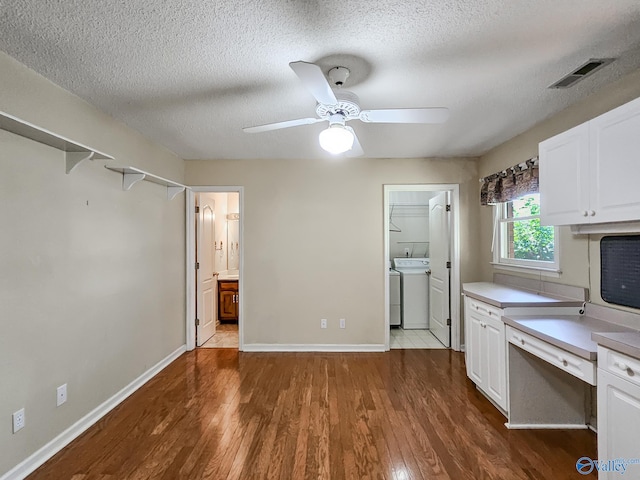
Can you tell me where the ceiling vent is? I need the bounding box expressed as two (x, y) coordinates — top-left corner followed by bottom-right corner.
(548, 58), (615, 89)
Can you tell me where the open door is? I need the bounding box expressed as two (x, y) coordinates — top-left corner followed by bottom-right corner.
(429, 191), (451, 347)
(196, 194), (217, 346)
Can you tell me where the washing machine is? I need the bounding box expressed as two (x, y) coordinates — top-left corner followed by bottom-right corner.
(393, 258), (430, 329)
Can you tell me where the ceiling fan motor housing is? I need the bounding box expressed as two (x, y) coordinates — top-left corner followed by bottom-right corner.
(316, 90), (361, 120)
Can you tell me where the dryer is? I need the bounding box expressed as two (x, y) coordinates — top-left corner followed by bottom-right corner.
(393, 258), (430, 329)
(389, 268), (401, 326)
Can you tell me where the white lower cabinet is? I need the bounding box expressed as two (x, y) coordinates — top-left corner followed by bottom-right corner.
(597, 347), (640, 480)
(465, 297), (507, 411)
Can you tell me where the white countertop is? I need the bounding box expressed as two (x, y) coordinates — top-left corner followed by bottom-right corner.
(592, 331), (640, 359)
(503, 314), (633, 360)
(218, 272), (239, 281)
(463, 282), (584, 308)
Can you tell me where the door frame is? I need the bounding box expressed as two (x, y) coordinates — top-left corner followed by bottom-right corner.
(186, 186), (244, 351)
(383, 184), (461, 351)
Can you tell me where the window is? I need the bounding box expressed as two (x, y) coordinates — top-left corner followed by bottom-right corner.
(494, 193), (559, 271)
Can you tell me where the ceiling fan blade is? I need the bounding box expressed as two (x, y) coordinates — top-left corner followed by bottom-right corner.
(345, 127), (364, 157)
(243, 117), (324, 133)
(359, 107), (450, 124)
(289, 61), (338, 106)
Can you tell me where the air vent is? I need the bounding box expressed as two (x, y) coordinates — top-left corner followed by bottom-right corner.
(548, 58), (615, 89)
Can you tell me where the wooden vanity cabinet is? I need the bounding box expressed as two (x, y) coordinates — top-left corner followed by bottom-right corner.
(218, 280), (239, 321)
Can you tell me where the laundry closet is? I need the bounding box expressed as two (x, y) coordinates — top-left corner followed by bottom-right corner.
(388, 189), (449, 349)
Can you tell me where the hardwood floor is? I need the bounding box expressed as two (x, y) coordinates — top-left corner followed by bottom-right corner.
(28, 349), (596, 479)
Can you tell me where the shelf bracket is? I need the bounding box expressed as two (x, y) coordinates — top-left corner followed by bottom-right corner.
(167, 186), (185, 201)
(123, 172), (146, 191)
(65, 151), (95, 174)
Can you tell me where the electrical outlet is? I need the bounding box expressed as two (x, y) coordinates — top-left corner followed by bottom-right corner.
(404, 248), (411, 257)
(340, 318), (346, 329)
(12, 408), (25, 433)
(57, 384), (67, 407)
(321, 318), (327, 329)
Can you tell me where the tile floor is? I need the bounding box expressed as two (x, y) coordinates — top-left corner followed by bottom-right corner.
(390, 328), (447, 349)
(201, 323), (238, 349)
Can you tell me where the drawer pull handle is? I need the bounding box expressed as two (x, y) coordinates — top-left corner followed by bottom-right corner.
(615, 361), (628, 371)
(521, 339), (525, 345)
(614, 361), (634, 375)
(560, 357), (568, 367)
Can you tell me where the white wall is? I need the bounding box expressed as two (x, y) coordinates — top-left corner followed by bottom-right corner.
(0, 52), (186, 476)
(389, 191), (438, 259)
(477, 66), (640, 324)
(185, 157), (480, 346)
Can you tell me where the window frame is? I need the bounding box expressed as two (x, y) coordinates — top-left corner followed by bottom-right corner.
(492, 194), (560, 274)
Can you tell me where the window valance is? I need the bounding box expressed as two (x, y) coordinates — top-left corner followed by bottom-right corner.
(480, 157), (539, 206)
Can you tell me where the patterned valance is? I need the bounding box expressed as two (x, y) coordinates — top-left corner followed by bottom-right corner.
(480, 157), (539, 206)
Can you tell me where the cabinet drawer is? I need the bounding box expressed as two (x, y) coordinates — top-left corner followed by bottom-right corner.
(219, 281), (238, 292)
(467, 299), (502, 319)
(507, 326), (596, 385)
(599, 346), (640, 388)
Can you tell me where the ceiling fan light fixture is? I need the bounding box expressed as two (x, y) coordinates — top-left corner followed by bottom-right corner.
(318, 124), (354, 154)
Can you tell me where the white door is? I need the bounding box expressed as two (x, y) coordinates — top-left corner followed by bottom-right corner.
(196, 195), (217, 346)
(429, 191), (450, 347)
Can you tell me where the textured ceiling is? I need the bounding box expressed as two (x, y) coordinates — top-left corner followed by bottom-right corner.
(2, 0), (640, 160)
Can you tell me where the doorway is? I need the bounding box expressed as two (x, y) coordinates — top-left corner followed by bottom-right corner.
(186, 187), (244, 351)
(383, 184), (461, 351)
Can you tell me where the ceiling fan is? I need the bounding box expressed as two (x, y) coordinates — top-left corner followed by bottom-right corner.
(243, 61), (450, 156)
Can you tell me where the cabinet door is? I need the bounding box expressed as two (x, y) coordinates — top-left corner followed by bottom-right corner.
(598, 369), (640, 480)
(218, 281), (238, 321)
(484, 316), (507, 411)
(219, 291), (236, 320)
(590, 96), (640, 224)
(466, 310), (486, 388)
(539, 122), (590, 225)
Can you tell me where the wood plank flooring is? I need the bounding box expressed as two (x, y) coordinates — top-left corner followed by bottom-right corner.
(28, 349), (596, 479)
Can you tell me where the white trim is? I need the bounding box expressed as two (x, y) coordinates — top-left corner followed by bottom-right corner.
(185, 193), (196, 350)
(570, 221), (640, 235)
(504, 422), (588, 430)
(242, 344), (387, 352)
(383, 184), (462, 352)
(1, 345), (186, 480)
(186, 187), (244, 352)
(490, 262), (562, 278)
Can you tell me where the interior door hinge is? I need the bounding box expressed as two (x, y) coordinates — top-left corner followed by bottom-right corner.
(195, 206), (200, 214)
(446, 261), (451, 268)
(446, 204), (451, 212)
(196, 318), (200, 326)
(446, 318), (451, 326)
(195, 262), (200, 270)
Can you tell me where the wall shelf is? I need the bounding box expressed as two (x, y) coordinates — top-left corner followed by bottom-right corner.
(105, 166), (188, 200)
(0, 110), (113, 174)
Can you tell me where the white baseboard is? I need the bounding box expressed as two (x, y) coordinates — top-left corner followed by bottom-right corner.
(504, 422), (589, 430)
(242, 343), (387, 352)
(1, 345), (187, 480)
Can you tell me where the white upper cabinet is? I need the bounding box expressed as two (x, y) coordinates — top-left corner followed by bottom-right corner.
(539, 123), (590, 225)
(540, 96), (640, 227)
